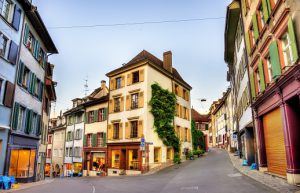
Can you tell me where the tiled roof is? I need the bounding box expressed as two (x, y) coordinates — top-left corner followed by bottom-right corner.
(192, 108), (210, 122)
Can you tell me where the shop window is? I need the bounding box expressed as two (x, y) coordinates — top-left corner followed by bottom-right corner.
(112, 150), (120, 168)
(131, 93), (138, 109)
(9, 149), (36, 178)
(128, 149), (139, 170)
(113, 123), (119, 139)
(114, 97), (121, 112)
(132, 71), (139, 83)
(92, 153), (105, 172)
(130, 121), (138, 138)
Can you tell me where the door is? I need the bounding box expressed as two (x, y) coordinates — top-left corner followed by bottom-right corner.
(263, 108), (287, 176)
(120, 149), (126, 170)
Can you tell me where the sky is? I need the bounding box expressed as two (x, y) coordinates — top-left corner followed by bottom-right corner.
(33, 0), (231, 116)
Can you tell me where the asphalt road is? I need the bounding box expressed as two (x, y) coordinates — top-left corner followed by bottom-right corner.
(19, 148), (277, 193)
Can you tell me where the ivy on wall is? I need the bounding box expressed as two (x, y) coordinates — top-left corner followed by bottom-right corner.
(149, 83), (180, 153)
(191, 120), (205, 150)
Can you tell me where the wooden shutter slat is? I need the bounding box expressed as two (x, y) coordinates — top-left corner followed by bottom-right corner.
(110, 79), (114, 91)
(94, 110), (98, 122)
(108, 124), (112, 140)
(269, 41), (281, 80)
(138, 92), (144, 108)
(126, 95), (130, 110)
(125, 122), (130, 139)
(127, 73), (132, 86)
(139, 69), (144, 82)
(120, 96), (124, 112)
(119, 123), (123, 140)
(138, 120), (143, 138)
(252, 13), (259, 41)
(258, 59), (266, 92)
(109, 99), (113, 113)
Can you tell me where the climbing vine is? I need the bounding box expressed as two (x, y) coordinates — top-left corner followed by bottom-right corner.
(191, 120), (205, 150)
(149, 83), (180, 154)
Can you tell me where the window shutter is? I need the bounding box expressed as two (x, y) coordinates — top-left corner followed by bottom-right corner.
(43, 54), (47, 69)
(104, 108), (108, 120)
(25, 109), (32, 134)
(12, 102), (20, 130)
(138, 92), (144, 108)
(109, 99), (114, 113)
(181, 106), (184, 119)
(242, 0), (247, 15)
(12, 4), (22, 31)
(23, 23), (29, 45)
(36, 115), (41, 136)
(250, 72), (256, 98)
(139, 69), (144, 82)
(269, 41), (281, 79)
(3, 81), (15, 108)
(83, 134), (87, 147)
(92, 134), (97, 147)
(8, 41), (18, 65)
(121, 75), (125, 87)
(127, 73), (132, 86)
(245, 32), (251, 54)
(119, 123), (123, 139)
(110, 78), (114, 91)
(17, 61), (24, 85)
(252, 14), (259, 41)
(287, 17), (299, 63)
(107, 124), (112, 140)
(138, 120), (143, 138)
(85, 112), (88, 123)
(27, 72), (32, 93)
(34, 41), (40, 60)
(39, 82), (44, 101)
(120, 96), (124, 112)
(94, 110), (98, 122)
(102, 133), (106, 147)
(262, 0), (270, 23)
(125, 122), (130, 139)
(126, 95), (130, 110)
(258, 59), (266, 92)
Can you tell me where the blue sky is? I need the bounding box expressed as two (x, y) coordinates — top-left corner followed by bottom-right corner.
(33, 0), (231, 116)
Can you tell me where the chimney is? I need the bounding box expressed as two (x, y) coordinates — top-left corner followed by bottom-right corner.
(101, 80), (106, 89)
(163, 51), (172, 73)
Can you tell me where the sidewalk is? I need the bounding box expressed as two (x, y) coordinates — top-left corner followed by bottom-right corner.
(0, 178), (54, 193)
(228, 153), (300, 193)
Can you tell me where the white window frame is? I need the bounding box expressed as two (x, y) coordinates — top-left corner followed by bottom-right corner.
(281, 32), (294, 67)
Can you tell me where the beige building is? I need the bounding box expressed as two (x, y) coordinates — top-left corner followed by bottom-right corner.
(106, 50), (192, 176)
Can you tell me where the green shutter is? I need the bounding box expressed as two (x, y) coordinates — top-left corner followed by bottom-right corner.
(17, 62), (24, 85)
(34, 41), (40, 59)
(102, 133), (106, 147)
(39, 82), (44, 101)
(104, 108), (108, 120)
(287, 17), (299, 63)
(94, 110), (98, 122)
(242, 0), (247, 16)
(83, 135), (87, 147)
(250, 72), (256, 98)
(23, 23), (29, 45)
(92, 134), (97, 147)
(269, 41), (281, 79)
(262, 0), (270, 23)
(245, 32), (251, 55)
(252, 13), (259, 41)
(258, 59), (266, 92)
(12, 102), (20, 130)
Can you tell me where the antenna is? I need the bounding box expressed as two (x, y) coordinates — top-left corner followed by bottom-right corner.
(84, 75), (89, 96)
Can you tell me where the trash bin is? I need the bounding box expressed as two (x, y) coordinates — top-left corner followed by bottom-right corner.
(3, 176), (11, 190)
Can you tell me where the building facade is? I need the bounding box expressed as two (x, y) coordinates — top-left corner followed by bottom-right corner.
(241, 0), (300, 184)
(82, 81), (109, 176)
(6, 0), (58, 182)
(0, 0), (24, 176)
(106, 50), (192, 175)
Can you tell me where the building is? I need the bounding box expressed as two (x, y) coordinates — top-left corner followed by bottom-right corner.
(46, 116), (66, 178)
(6, 0), (58, 182)
(82, 81), (109, 176)
(224, 0), (256, 164)
(106, 50), (192, 175)
(224, 89), (234, 152)
(0, 0), (24, 176)
(191, 108), (209, 151)
(37, 62), (57, 180)
(241, 0), (300, 184)
(63, 99), (85, 176)
(208, 101), (219, 147)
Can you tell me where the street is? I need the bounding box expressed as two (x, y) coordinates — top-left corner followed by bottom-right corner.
(18, 148), (277, 193)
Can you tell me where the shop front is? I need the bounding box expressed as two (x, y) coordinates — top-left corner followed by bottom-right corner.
(83, 147), (106, 176)
(44, 163), (51, 177)
(64, 163), (82, 176)
(107, 142), (147, 176)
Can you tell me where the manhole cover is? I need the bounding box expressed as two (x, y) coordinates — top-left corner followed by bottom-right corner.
(228, 173), (242, 177)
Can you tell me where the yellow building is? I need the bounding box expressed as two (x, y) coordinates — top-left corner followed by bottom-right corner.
(106, 50), (192, 175)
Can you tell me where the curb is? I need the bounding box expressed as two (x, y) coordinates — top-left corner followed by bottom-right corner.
(1, 179), (54, 193)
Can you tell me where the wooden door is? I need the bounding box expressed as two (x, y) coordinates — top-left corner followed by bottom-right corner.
(263, 108), (287, 176)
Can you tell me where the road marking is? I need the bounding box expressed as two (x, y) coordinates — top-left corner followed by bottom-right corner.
(90, 183), (95, 193)
(228, 173), (242, 177)
(181, 186), (199, 190)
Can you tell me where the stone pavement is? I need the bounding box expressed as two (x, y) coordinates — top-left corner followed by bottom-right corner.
(0, 178), (54, 193)
(228, 152), (300, 193)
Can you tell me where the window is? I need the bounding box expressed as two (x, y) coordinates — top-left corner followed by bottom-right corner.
(255, 70), (261, 93)
(258, 5), (265, 32)
(9, 149), (36, 178)
(88, 111), (94, 123)
(112, 150), (120, 168)
(87, 134), (92, 147)
(116, 77), (122, 89)
(22, 67), (30, 88)
(0, 0), (11, 21)
(0, 33), (8, 57)
(113, 123), (119, 139)
(132, 71), (139, 83)
(98, 108), (104, 122)
(75, 129), (81, 140)
(38, 48), (45, 65)
(97, 132), (104, 147)
(67, 131), (73, 141)
(174, 84), (179, 95)
(74, 147), (81, 157)
(17, 106), (26, 132)
(26, 32), (35, 52)
(130, 121), (138, 138)
(69, 147), (73, 157)
(131, 93), (138, 109)
(249, 25), (255, 48)
(31, 113), (37, 135)
(48, 135), (52, 144)
(65, 148), (69, 157)
(114, 97), (121, 112)
(266, 56), (273, 83)
(281, 32), (293, 67)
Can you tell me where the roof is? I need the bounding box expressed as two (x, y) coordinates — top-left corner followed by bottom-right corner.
(211, 88), (231, 115)
(224, 0), (240, 64)
(191, 108), (210, 122)
(106, 50), (192, 90)
(17, 0), (58, 53)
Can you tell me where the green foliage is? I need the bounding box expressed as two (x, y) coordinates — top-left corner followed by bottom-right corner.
(149, 83), (180, 154)
(173, 152), (181, 164)
(191, 120), (205, 150)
